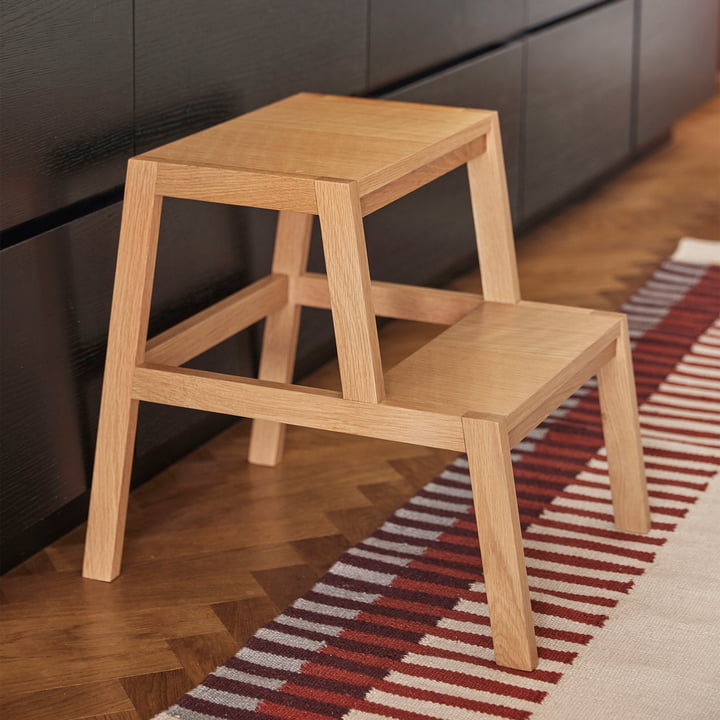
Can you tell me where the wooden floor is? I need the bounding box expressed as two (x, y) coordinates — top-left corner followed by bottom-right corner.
(1, 95), (718, 720)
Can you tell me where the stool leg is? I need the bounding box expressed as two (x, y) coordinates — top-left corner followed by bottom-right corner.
(467, 114), (521, 304)
(249, 211), (312, 466)
(83, 159), (162, 581)
(462, 415), (538, 671)
(315, 180), (384, 403)
(597, 317), (651, 533)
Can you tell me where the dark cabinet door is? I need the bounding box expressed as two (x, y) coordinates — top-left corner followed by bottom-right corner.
(0, 202), (256, 572)
(134, 0), (368, 152)
(0, 1), (133, 231)
(523, 0), (634, 220)
(368, 0), (524, 89)
(525, 0), (601, 27)
(360, 43), (523, 291)
(636, 0), (719, 147)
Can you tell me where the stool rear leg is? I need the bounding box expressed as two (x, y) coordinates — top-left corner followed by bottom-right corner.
(462, 415), (538, 671)
(83, 159), (162, 581)
(598, 317), (651, 533)
(249, 211), (312, 466)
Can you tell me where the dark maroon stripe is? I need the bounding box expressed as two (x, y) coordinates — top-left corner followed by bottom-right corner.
(647, 504), (688, 518)
(526, 565), (633, 593)
(531, 600), (607, 627)
(322, 639), (563, 685)
(285, 601), (440, 634)
(530, 585), (618, 608)
(535, 625), (593, 645)
(645, 475), (709, 491)
(517, 513), (666, 546)
(523, 531), (655, 562)
(642, 403), (720, 422)
(318, 572), (460, 610)
(338, 552), (472, 590)
(523, 547), (644, 575)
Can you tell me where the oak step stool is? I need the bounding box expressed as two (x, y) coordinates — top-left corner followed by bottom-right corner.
(82, 93), (650, 671)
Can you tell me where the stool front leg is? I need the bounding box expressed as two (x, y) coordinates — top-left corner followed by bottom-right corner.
(597, 317), (651, 533)
(315, 180), (384, 404)
(462, 415), (538, 671)
(249, 211), (312, 466)
(83, 160), (162, 581)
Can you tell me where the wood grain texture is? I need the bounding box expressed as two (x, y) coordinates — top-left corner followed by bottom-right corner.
(141, 93), (493, 203)
(1, 92), (717, 719)
(315, 180), (385, 403)
(467, 114), (521, 302)
(250, 211), (313, 465)
(132, 364), (465, 452)
(597, 316), (651, 532)
(154, 162), (318, 213)
(360, 136), (485, 216)
(462, 415), (538, 671)
(83, 160), (162, 582)
(383, 301), (619, 445)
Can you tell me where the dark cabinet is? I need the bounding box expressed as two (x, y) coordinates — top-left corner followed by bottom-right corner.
(134, 0), (368, 152)
(368, 0), (524, 89)
(635, 0), (719, 147)
(523, 0), (634, 220)
(0, 1), (133, 231)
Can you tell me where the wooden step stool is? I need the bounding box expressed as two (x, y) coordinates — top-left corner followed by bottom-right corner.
(82, 93), (650, 671)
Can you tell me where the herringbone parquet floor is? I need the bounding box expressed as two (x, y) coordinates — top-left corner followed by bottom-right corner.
(1, 95), (718, 720)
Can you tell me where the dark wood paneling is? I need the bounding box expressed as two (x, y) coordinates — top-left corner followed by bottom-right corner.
(0, 1), (133, 231)
(523, 0), (634, 220)
(636, 0), (719, 147)
(134, 0), (367, 152)
(0, 202), (257, 572)
(368, 0), (524, 89)
(525, 0), (601, 27)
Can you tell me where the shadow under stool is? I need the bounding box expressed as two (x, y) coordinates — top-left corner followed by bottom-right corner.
(82, 92), (651, 671)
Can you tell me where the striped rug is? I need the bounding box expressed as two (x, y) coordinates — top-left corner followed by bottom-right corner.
(155, 238), (720, 720)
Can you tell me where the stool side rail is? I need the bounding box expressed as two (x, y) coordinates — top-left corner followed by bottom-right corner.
(131, 363), (466, 452)
(145, 274), (288, 366)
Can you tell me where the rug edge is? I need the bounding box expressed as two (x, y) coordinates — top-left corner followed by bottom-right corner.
(672, 237), (720, 264)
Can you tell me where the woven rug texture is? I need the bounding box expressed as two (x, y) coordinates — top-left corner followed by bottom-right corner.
(155, 238), (720, 720)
